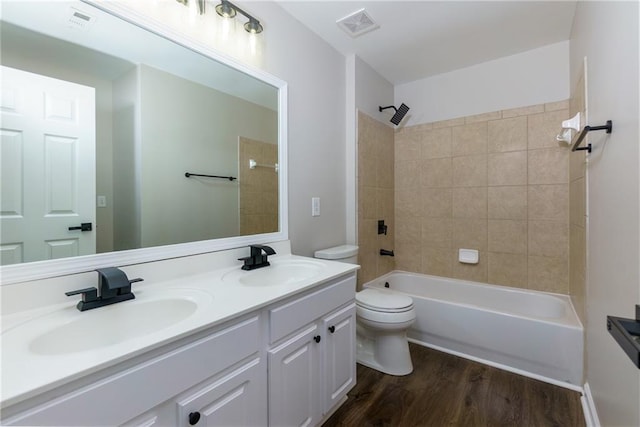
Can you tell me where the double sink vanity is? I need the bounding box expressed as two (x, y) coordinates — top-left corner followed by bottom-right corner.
(1, 241), (359, 426)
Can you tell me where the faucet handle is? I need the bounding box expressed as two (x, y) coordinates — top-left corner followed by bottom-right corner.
(65, 287), (98, 302)
(250, 244), (276, 256)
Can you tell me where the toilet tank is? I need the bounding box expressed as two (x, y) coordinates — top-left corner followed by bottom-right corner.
(314, 245), (359, 264)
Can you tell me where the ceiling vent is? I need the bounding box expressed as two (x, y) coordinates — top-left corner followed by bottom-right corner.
(67, 7), (96, 31)
(336, 8), (379, 38)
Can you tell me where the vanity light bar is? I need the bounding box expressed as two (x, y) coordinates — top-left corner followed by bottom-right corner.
(175, 0), (264, 34)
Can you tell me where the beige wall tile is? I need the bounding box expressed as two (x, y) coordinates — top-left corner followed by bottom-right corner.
(453, 154), (487, 187)
(395, 160), (421, 189)
(569, 224), (586, 322)
(452, 250), (488, 282)
(453, 218), (487, 251)
(360, 186), (377, 219)
(358, 142), (376, 187)
(420, 157), (453, 188)
(488, 151), (527, 186)
(528, 184), (568, 221)
(376, 188), (394, 219)
(501, 104), (544, 118)
(422, 217), (453, 248)
(528, 255), (568, 293)
(377, 154), (394, 189)
(452, 187), (488, 219)
(421, 127), (452, 159)
(570, 177), (586, 228)
(422, 247), (453, 277)
(528, 148), (569, 185)
(411, 122), (434, 133)
(465, 110), (502, 123)
(452, 122), (488, 156)
(487, 252), (527, 288)
(358, 218), (377, 242)
(527, 109), (570, 150)
(377, 127), (395, 160)
(488, 219), (527, 254)
(394, 242), (422, 272)
(396, 188), (421, 218)
(395, 131), (421, 163)
(488, 186), (527, 220)
(569, 150), (587, 181)
(545, 100), (570, 111)
(396, 215), (421, 245)
(528, 220), (568, 258)
(432, 117), (465, 129)
(488, 116), (527, 153)
(422, 188), (452, 218)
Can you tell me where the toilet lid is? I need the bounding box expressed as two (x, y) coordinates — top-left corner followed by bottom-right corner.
(356, 288), (413, 312)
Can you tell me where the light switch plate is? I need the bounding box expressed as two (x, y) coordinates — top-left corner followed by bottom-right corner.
(312, 197), (320, 216)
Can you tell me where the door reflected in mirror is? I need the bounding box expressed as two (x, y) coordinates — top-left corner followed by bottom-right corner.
(0, 2), (280, 266)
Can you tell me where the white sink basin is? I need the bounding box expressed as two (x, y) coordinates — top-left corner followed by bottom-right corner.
(8, 289), (212, 356)
(223, 259), (325, 287)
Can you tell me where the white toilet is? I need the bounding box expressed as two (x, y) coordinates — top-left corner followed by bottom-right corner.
(314, 245), (416, 376)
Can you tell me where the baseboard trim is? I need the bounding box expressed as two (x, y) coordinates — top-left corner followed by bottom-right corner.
(581, 382), (601, 427)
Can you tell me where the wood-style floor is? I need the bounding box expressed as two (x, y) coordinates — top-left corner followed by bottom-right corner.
(323, 343), (585, 427)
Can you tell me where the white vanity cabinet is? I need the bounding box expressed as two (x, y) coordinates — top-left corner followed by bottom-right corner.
(2, 270), (357, 427)
(267, 274), (357, 426)
(3, 315), (266, 427)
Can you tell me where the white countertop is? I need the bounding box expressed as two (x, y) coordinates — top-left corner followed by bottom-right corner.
(0, 253), (358, 408)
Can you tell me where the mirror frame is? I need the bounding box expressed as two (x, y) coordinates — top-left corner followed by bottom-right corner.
(0, 0), (288, 285)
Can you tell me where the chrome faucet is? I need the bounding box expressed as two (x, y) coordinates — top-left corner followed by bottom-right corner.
(238, 245), (276, 270)
(65, 267), (143, 312)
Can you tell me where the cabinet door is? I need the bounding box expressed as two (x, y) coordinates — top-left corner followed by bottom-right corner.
(322, 303), (356, 414)
(268, 324), (321, 427)
(175, 358), (266, 427)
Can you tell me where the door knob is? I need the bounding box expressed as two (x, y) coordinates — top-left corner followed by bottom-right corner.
(68, 222), (92, 231)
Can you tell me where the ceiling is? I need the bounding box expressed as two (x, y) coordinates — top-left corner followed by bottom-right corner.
(277, 1), (577, 85)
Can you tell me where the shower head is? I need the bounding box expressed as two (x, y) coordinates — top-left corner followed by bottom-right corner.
(379, 103), (410, 125)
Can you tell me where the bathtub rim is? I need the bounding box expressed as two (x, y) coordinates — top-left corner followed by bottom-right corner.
(363, 270), (584, 330)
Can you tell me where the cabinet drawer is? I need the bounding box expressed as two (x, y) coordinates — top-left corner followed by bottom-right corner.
(269, 273), (355, 343)
(5, 316), (261, 426)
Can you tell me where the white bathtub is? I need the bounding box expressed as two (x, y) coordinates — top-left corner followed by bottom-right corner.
(363, 271), (584, 389)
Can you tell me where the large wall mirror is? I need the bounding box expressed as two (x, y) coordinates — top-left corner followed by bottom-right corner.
(0, 0), (288, 284)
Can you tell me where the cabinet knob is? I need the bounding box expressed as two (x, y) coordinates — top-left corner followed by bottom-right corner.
(189, 411), (201, 425)
(328, 325), (335, 333)
(314, 335), (321, 343)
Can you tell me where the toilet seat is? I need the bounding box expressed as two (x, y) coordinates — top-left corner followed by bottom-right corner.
(356, 288), (414, 313)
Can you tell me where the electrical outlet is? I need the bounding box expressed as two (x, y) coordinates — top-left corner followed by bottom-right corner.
(312, 197), (320, 217)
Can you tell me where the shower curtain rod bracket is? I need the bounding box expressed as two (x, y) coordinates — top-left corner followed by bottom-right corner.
(571, 120), (613, 154)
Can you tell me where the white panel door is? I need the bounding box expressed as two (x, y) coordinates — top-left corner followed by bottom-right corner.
(268, 324), (321, 427)
(0, 66), (96, 265)
(322, 303), (357, 414)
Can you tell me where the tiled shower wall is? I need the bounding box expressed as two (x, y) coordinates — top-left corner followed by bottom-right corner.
(393, 101), (571, 294)
(239, 137), (278, 235)
(569, 70), (587, 322)
(357, 111), (395, 288)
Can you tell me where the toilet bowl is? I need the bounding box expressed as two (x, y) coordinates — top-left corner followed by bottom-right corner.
(314, 245), (416, 376)
(355, 288), (416, 375)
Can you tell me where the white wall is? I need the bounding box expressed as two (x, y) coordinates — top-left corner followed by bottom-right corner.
(240, 1), (348, 256)
(112, 67), (141, 251)
(138, 64), (277, 248)
(570, 2), (640, 426)
(395, 41), (570, 125)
